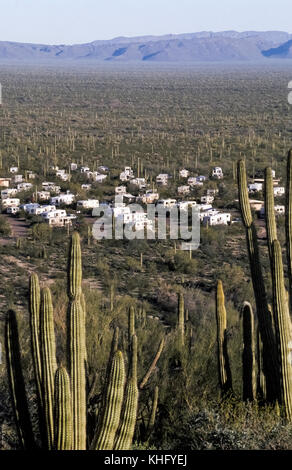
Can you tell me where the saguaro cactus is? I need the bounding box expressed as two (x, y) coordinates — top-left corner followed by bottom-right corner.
(237, 160), (279, 402)
(29, 273), (42, 408)
(54, 367), (73, 450)
(271, 240), (292, 420)
(5, 310), (35, 450)
(265, 167), (278, 265)
(115, 335), (139, 450)
(215, 280), (232, 394)
(285, 149), (292, 312)
(40, 287), (57, 450)
(67, 230), (86, 450)
(93, 350), (126, 450)
(242, 302), (256, 401)
(177, 292), (185, 347)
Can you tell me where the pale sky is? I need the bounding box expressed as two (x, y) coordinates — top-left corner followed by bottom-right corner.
(0, 0), (291, 44)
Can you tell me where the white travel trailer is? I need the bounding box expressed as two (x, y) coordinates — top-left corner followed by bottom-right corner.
(77, 200), (99, 209)
(203, 212), (231, 226)
(211, 167), (223, 179)
(2, 198), (20, 208)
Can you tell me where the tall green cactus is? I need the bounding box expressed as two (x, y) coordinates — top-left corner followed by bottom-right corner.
(177, 292), (185, 347)
(147, 385), (159, 439)
(5, 310), (35, 450)
(29, 273), (42, 408)
(265, 167), (278, 265)
(67, 231), (86, 450)
(92, 350), (126, 450)
(285, 149), (292, 312)
(54, 367), (73, 450)
(5, 232), (143, 451)
(114, 335), (139, 450)
(242, 302), (256, 401)
(40, 287), (57, 450)
(215, 281), (232, 394)
(237, 159), (279, 402)
(271, 240), (292, 420)
(67, 231), (82, 300)
(67, 298), (86, 449)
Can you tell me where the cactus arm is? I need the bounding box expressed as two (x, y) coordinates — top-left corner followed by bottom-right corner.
(271, 240), (292, 420)
(54, 367), (73, 450)
(5, 310), (35, 449)
(40, 287), (57, 450)
(242, 302), (256, 401)
(92, 350), (125, 450)
(114, 335), (139, 450)
(139, 338), (165, 390)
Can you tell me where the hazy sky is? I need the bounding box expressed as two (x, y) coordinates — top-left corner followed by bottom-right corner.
(0, 0), (291, 44)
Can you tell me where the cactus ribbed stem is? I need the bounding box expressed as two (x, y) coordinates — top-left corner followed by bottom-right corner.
(29, 273), (42, 409)
(5, 310), (35, 450)
(40, 287), (57, 450)
(242, 302), (256, 401)
(114, 335), (139, 450)
(178, 293), (185, 347)
(215, 281), (232, 394)
(238, 159), (279, 402)
(68, 232), (82, 300)
(54, 367), (73, 450)
(68, 299), (86, 450)
(146, 386), (159, 440)
(285, 149), (292, 312)
(271, 240), (292, 421)
(265, 167), (277, 265)
(93, 350), (125, 450)
(128, 306), (135, 345)
(139, 338), (165, 390)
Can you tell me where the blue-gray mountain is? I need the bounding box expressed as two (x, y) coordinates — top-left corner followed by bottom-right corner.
(0, 31), (292, 62)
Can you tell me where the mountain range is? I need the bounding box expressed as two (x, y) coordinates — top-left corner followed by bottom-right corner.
(0, 31), (292, 62)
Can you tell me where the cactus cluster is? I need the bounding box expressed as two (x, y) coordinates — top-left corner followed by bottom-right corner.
(5, 232), (159, 450)
(234, 150), (292, 419)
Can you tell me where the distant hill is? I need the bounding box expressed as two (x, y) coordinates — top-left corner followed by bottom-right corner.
(0, 31), (292, 62)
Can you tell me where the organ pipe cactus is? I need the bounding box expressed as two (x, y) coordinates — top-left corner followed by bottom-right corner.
(242, 302), (256, 401)
(215, 281), (232, 394)
(237, 160), (279, 402)
(5, 231), (158, 450)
